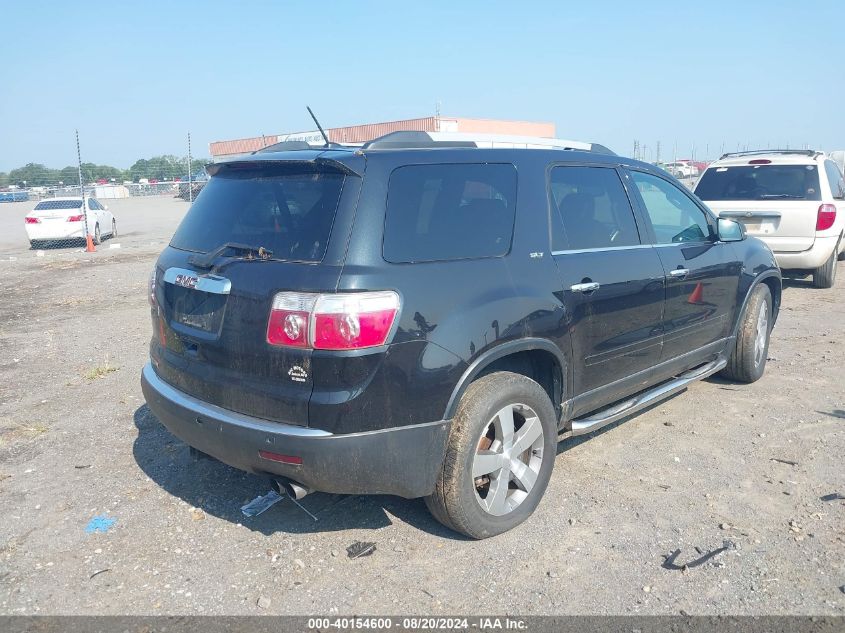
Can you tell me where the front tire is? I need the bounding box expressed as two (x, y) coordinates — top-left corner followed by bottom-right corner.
(93, 224), (101, 245)
(425, 372), (557, 539)
(111, 219), (117, 238)
(721, 284), (772, 383)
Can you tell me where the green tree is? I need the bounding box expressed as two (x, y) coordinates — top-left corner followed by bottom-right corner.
(57, 166), (80, 185)
(0, 172), (9, 187)
(8, 163), (57, 187)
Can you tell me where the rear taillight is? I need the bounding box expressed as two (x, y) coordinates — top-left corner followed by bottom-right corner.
(24, 216), (40, 224)
(266, 292), (315, 348)
(266, 291), (400, 350)
(67, 215), (84, 222)
(816, 204), (837, 231)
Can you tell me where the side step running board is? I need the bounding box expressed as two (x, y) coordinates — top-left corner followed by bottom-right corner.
(563, 357), (727, 438)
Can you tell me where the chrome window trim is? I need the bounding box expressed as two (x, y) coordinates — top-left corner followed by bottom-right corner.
(652, 241), (712, 248)
(163, 267), (232, 295)
(551, 244), (653, 256)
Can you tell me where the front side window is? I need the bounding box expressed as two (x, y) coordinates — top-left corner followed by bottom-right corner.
(631, 171), (712, 244)
(383, 163), (517, 263)
(549, 166), (640, 251)
(824, 160), (845, 199)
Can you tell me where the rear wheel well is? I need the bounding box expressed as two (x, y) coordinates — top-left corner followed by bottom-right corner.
(760, 277), (781, 323)
(475, 350), (563, 419)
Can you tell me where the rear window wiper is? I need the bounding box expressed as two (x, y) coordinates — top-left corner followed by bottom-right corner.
(188, 242), (273, 269)
(757, 194), (804, 199)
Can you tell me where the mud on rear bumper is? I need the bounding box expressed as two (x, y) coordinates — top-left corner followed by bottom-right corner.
(141, 363), (450, 498)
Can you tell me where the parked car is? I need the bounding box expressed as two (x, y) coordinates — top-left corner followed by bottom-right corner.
(142, 132), (781, 538)
(0, 189), (29, 203)
(663, 161), (699, 179)
(24, 196), (117, 248)
(695, 150), (845, 288)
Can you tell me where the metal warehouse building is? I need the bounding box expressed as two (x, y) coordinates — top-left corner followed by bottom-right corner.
(209, 116), (556, 160)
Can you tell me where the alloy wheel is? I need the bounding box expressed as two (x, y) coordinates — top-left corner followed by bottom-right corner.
(471, 402), (544, 517)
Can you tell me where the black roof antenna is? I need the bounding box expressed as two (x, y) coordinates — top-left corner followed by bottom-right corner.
(307, 106), (330, 147)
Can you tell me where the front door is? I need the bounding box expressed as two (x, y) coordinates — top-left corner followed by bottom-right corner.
(626, 169), (741, 361)
(549, 165), (665, 410)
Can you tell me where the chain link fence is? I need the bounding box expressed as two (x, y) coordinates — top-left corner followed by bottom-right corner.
(0, 133), (207, 253)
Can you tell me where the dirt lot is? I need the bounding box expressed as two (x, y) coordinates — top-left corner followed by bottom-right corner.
(0, 201), (843, 615)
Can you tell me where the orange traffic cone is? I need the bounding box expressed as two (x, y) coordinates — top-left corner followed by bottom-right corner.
(85, 233), (96, 252)
(687, 282), (703, 304)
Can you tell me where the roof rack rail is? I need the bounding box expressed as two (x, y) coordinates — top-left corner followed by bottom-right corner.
(718, 149), (819, 160)
(362, 131), (615, 155)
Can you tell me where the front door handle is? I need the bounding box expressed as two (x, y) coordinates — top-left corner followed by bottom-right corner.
(669, 268), (690, 279)
(570, 281), (600, 293)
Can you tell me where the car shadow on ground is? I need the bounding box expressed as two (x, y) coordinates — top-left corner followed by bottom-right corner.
(781, 277), (824, 291)
(555, 392), (686, 456)
(30, 240), (87, 250)
(132, 405), (469, 541)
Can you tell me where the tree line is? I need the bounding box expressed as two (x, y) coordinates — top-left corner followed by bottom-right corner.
(0, 155), (208, 188)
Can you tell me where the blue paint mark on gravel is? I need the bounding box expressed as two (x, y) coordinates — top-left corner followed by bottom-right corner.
(85, 515), (116, 534)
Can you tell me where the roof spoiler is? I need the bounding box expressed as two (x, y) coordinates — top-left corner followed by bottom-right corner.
(207, 157), (361, 177)
(253, 140), (347, 153)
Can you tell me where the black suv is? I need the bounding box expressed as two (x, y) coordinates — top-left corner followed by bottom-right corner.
(141, 132), (781, 538)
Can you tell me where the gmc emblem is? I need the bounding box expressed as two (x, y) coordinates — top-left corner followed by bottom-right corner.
(174, 273), (199, 289)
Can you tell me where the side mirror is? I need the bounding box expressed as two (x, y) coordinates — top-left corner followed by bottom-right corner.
(718, 217), (746, 242)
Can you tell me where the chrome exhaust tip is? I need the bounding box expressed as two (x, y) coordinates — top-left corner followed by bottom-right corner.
(272, 478), (312, 500)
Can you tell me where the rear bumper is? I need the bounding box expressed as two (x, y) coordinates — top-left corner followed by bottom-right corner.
(774, 235), (839, 270)
(140, 363), (450, 498)
(25, 222), (85, 241)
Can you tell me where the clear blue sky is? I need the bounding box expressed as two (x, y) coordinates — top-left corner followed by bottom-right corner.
(1, 1), (843, 171)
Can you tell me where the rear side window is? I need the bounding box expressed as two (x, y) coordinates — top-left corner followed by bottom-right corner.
(824, 160), (845, 199)
(383, 163), (517, 263)
(695, 164), (822, 201)
(549, 166), (640, 251)
(169, 164), (345, 263)
(34, 200), (82, 210)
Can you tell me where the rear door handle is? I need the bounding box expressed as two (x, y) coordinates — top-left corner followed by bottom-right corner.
(570, 282), (600, 293)
(669, 268), (690, 279)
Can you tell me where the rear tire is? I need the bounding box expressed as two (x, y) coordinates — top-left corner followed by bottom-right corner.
(720, 284), (772, 383)
(425, 372), (557, 539)
(111, 219), (117, 238)
(812, 247), (837, 288)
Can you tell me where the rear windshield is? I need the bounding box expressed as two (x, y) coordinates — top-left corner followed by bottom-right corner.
(383, 163), (517, 263)
(34, 200), (82, 210)
(695, 164), (821, 201)
(169, 165), (345, 262)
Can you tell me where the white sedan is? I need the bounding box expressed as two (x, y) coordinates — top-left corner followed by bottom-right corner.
(24, 196), (117, 248)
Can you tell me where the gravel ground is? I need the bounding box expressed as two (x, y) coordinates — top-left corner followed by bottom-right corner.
(0, 199), (843, 615)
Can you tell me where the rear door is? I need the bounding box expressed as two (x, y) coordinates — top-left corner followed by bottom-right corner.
(628, 169), (741, 361)
(150, 161), (357, 427)
(549, 165), (665, 405)
(695, 162), (823, 252)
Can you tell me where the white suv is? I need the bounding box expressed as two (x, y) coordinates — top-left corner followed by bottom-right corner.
(695, 150), (845, 288)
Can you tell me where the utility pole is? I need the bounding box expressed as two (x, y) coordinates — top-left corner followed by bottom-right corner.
(655, 141), (661, 164)
(187, 132), (193, 203)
